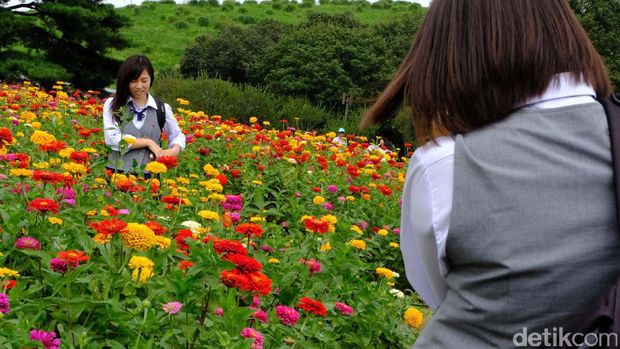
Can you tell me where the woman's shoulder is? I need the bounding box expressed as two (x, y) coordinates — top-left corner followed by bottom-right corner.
(412, 135), (455, 168)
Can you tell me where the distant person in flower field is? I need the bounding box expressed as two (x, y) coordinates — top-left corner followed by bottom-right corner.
(103, 54), (185, 176)
(332, 127), (347, 146)
(362, 0), (620, 347)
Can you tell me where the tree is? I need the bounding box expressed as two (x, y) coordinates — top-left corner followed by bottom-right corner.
(180, 20), (289, 82)
(0, 0), (129, 89)
(249, 13), (423, 108)
(569, 0), (620, 88)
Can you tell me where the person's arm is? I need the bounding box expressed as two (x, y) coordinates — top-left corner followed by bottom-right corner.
(400, 146), (452, 310)
(160, 103), (186, 157)
(102, 98), (164, 156)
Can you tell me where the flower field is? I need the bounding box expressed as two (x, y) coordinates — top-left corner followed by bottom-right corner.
(0, 82), (423, 348)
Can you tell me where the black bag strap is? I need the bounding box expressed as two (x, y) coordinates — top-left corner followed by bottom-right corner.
(154, 98), (166, 133)
(601, 92), (620, 224)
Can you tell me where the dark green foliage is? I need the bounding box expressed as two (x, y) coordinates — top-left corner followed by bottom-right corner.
(284, 3), (296, 12)
(0, 0), (129, 89)
(569, 0), (620, 89)
(196, 16), (210, 26)
(249, 13), (415, 107)
(300, 0), (315, 8)
(180, 20), (290, 82)
(237, 15), (257, 24)
(153, 76), (332, 130)
(174, 21), (190, 29)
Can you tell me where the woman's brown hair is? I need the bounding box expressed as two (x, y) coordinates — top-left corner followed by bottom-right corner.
(361, 0), (612, 142)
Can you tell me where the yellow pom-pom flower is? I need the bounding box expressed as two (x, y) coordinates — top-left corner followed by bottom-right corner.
(145, 162), (168, 174)
(403, 307), (424, 329)
(348, 239), (367, 250)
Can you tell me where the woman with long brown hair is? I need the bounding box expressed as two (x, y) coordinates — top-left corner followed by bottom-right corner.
(362, 1), (620, 347)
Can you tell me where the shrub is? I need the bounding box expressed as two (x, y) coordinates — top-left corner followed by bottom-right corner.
(196, 16), (210, 27)
(174, 21), (190, 29)
(283, 3), (296, 12)
(237, 15), (257, 24)
(238, 6), (248, 13)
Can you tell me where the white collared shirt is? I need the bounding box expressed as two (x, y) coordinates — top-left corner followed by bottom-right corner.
(103, 93), (186, 151)
(401, 73), (599, 310)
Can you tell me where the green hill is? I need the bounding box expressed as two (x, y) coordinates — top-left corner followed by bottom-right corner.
(111, 1), (425, 72)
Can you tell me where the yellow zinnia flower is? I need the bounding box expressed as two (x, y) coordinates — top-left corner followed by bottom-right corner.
(30, 130), (56, 145)
(145, 162), (168, 174)
(0, 267), (20, 278)
(348, 239), (367, 250)
(376, 267), (399, 279)
(10, 168), (33, 177)
(403, 308), (424, 329)
(198, 210), (220, 221)
(313, 196), (325, 205)
(121, 223), (157, 251)
(48, 217), (63, 225)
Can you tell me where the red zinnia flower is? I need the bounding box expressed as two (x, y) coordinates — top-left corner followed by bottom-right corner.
(224, 254), (262, 273)
(178, 260), (194, 271)
(69, 151), (89, 164)
(297, 297), (327, 317)
(303, 217), (330, 234)
(212, 239), (248, 256)
(220, 269), (272, 295)
(0, 127), (14, 147)
(27, 198), (60, 214)
(235, 223), (264, 239)
(38, 141), (67, 152)
(175, 229), (196, 251)
(156, 156), (178, 169)
(89, 218), (127, 236)
(145, 221), (167, 235)
(32, 170), (65, 184)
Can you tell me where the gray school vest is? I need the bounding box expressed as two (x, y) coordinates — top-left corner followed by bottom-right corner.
(107, 106), (162, 173)
(414, 103), (620, 348)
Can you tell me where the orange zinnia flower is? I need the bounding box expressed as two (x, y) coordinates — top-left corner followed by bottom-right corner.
(57, 250), (89, 264)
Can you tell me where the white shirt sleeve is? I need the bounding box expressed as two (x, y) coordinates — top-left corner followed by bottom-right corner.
(102, 98), (122, 151)
(400, 136), (454, 310)
(163, 103), (186, 151)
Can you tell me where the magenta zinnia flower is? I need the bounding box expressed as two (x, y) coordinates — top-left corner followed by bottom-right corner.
(335, 302), (354, 316)
(252, 309), (268, 323)
(327, 185), (339, 193)
(0, 293), (10, 314)
(275, 305), (300, 326)
(14, 237), (41, 250)
(240, 327), (264, 349)
(162, 301), (182, 315)
(50, 258), (72, 273)
(222, 194), (243, 211)
(30, 329), (61, 349)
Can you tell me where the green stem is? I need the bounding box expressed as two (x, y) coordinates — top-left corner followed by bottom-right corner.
(133, 308), (148, 348)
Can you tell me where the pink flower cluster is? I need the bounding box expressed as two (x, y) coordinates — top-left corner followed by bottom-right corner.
(240, 327), (264, 349)
(30, 329), (61, 349)
(162, 301), (182, 315)
(275, 305), (300, 326)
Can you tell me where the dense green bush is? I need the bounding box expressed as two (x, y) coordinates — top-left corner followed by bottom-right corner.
(174, 21), (190, 29)
(180, 21), (289, 82)
(152, 76), (334, 130)
(196, 16), (210, 26)
(0, 52), (71, 88)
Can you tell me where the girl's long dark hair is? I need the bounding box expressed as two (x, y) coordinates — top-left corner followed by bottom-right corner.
(360, 0), (612, 142)
(110, 55), (155, 120)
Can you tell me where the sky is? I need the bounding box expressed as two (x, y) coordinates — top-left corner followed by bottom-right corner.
(102, 0), (430, 8)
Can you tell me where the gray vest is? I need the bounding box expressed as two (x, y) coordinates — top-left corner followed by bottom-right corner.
(107, 106), (162, 173)
(414, 103), (620, 348)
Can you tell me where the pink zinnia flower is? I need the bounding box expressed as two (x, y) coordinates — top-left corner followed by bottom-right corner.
(30, 329), (61, 349)
(337, 196), (346, 203)
(162, 301), (182, 315)
(252, 309), (268, 323)
(275, 305), (300, 326)
(14, 237), (41, 250)
(215, 307), (224, 316)
(0, 293), (10, 314)
(393, 228), (400, 235)
(302, 258), (321, 274)
(50, 258), (72, 273)
(240, 327), (264, 349)
(324, 202), (334, 211)
(334, 302), (354, 316)
(327, 185), (338, 193)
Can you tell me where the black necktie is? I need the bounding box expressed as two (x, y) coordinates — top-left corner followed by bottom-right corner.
(129, 104), (148, 121)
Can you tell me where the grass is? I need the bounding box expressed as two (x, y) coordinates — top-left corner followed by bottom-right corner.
(111, 1), (425, 72)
